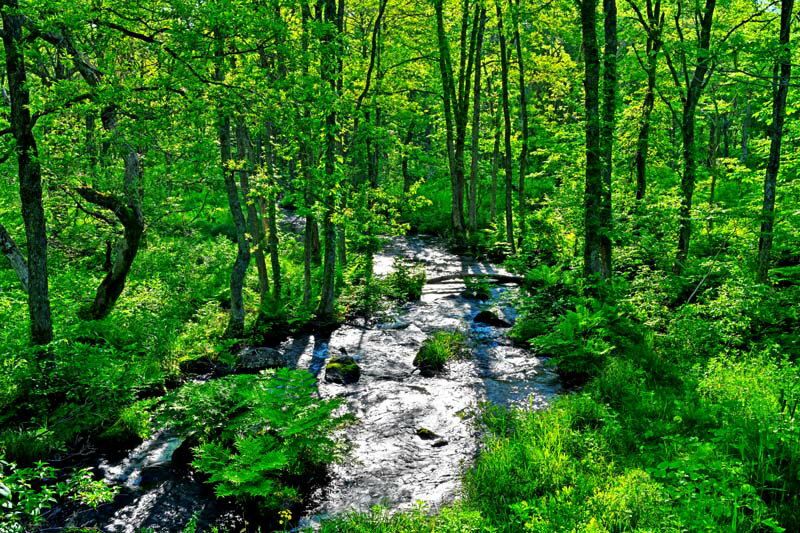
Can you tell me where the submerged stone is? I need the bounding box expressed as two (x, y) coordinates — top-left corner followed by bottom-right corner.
(415, 427), (439, 440)
(325, 355), (361, 384)
(474, 309), (512, 328)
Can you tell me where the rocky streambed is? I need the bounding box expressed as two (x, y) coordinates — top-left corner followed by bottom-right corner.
(74, 236), (559, 532)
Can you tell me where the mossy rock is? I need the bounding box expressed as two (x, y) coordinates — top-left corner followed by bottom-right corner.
(416, 427), (439, 440)
(325, 355), (361, 385)
(474, 309), (512, 328)
(413, 331), (468, 376)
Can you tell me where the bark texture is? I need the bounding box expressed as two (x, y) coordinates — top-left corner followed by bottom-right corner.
(1, 3), (53, 343)
(757, 0), (793, 282)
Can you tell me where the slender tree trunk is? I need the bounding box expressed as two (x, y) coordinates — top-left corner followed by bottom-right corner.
(740, 94), (751, 164)
(598, 0), (616, 276)
(511, 0), (529, 246)
(706, 114), (719, 233)
(674, 0), (716, 274)
(490, 92), (500, 220)
(634, 51), (657, 200)
(468, 8), (486, 233)
(0, 222), (29, 292)
(317, 0), (339, 320)
(263, 123), (283, 302)
(215, 33), (251, 337)
(1, 4), (53, 344)
(496, 1), (516, 253)
(580, 0), (607, 278)
(757, 0), (793, 282)
(402, 122), (415, 193)
(433, 0), (466, 238)
(237, 122), (270, 305)
(631, 0), (663, 201)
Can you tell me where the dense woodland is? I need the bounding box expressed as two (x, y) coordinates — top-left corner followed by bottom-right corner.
(1, 0), (799, 530)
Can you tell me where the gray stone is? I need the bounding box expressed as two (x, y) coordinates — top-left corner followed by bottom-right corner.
(238, 347), (286, 371)
(474, 309), (512, 328)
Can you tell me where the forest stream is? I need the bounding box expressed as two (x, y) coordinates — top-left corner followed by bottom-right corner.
(82, 236), (560, 532)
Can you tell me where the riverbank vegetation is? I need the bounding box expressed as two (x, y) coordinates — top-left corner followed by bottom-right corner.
(1, 0), (798, 530)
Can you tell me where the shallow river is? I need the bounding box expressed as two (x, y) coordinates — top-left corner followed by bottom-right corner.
(85, 236), (559, 532)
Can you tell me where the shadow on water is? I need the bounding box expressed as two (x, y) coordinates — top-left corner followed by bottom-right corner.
(79, 235), (558, 532)
(299, 236), (560, 527)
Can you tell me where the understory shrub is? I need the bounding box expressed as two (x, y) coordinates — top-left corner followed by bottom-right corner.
(413, 331), (469, 375)
(157, 368), (352, 510)
(385, 258), (426, 302)
(0, 459), (116, 532)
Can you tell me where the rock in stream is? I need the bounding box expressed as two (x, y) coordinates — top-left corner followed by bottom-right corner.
(85, 235), (559, 532)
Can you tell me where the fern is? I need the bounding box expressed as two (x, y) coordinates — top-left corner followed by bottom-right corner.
(159, 368), (352, 509)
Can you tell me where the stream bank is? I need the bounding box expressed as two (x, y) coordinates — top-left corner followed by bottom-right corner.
(69, 236), (558, 532)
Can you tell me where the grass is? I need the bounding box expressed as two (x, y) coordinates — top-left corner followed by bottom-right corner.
(412, 331), (469, 375)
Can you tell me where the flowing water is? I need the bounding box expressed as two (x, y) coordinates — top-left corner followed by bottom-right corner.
(80, 236), (559, 532)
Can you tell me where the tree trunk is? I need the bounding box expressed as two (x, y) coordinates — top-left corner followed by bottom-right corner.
(490, 92), (500, 220)
(402, 122), (415, 194)
(433, 0), (465, 238)
(511, 0), (529, 246)
(496, 1), (516, 253)
(468, 8), (487, 233)
(598, 0), (616, 275)
(740, 94), (751, 164)
(76, 147), (144, 319)
(263, 123), (283, 301)
(757, 0), (793, 282)
(1, 4), (53, 344)
(631, 0), (663, 201)
(580, 0), (607, 278)
(0, 222), (29, 292)
(706, 113), (719, 233)
(674, 0), (716, 275)
(215, 34), (251, 337)
(237, 121), (270, 305)
(317, 0), (339, 320)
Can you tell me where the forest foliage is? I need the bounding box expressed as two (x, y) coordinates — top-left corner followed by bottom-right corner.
(0, 0), (799, 530)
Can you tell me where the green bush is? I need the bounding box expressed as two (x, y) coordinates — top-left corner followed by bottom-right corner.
(533, 301), (617, 383)
(157, 368), (352, 509)
(385, 258), (426, 302)
(0, 459), (116, 532)
(413, 331), (468, 375)
(698, 352), (800, 525)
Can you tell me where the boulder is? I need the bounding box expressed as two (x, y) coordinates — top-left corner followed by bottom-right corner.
(415, 427), (439, 440)
(474, 309), (512, 328)
(324, 355), (361, 385)
(238, 347), (286, 372)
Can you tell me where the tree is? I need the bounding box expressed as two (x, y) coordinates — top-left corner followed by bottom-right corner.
(496, 0), (516, 253)
(214, 30), (251, 337)
(317, 0), (342, 321)
(578, 0), (608, 278)
(664, 0), (717, 275)
(510, 0), (529, 245)
(434, 0), (482, 240)
(1, 0), (53, 344)
(756, 0), (794, 282)
(628, 0), (664, 201)
(468, 5), (487, 233)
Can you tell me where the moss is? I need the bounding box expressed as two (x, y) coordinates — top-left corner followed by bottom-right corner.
(325, 356), (361, 384)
